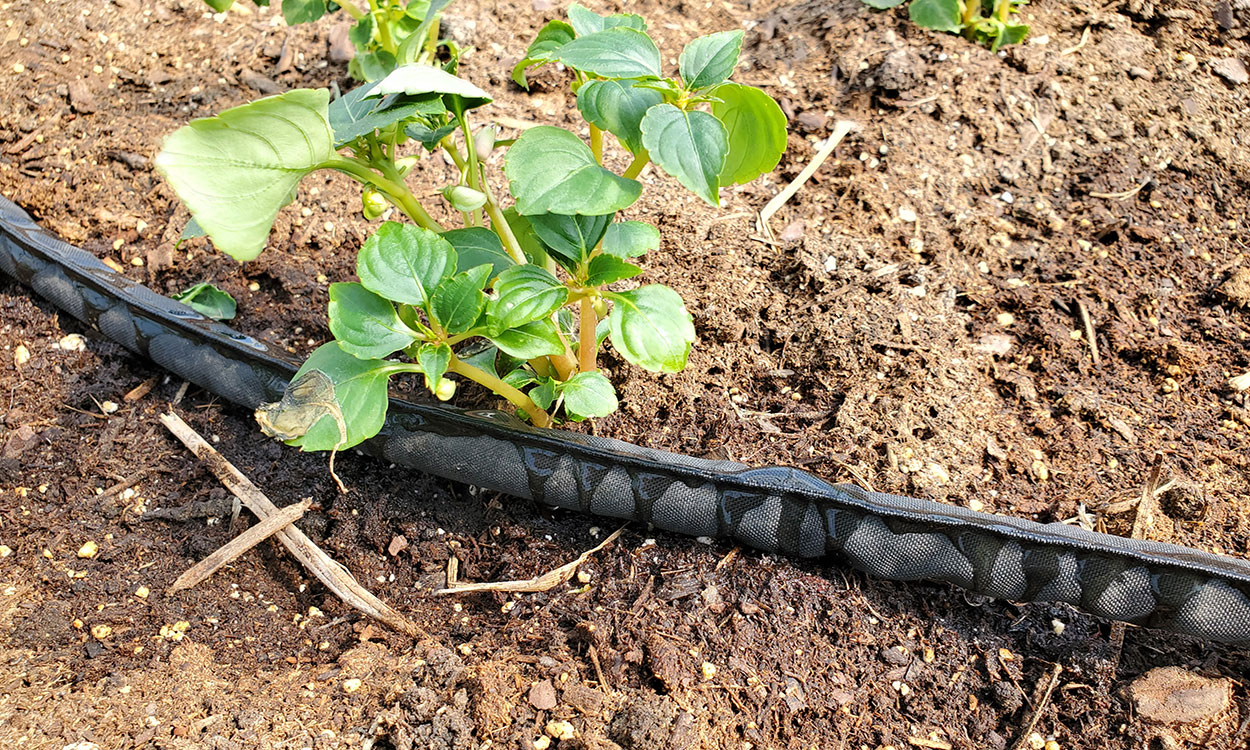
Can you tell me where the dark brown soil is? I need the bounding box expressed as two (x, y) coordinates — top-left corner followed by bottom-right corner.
(3, 0), (1250, 748)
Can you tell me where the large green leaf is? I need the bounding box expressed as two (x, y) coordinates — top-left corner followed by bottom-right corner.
(566, 3), (647, 35)
(909, 0), (962, 31)
(512, 19), (576, 88)
(558, 371), (618, 420)
(678, 30), (743, 90)
(555, 28), (661, 80)
(328, 80), (444, 147)
(606, 285), (695, 372)
(281, 0), (325, 25)
(395, 0), (455, 65)
(488, 319), (565, 359)
(585, 255), (642, 286)
(430, 264), (491, 334)
(488, 265), (569, 333)
(601, 221), (659, 258)
(640, 104), (728, 206)
(576, 79), (664, 155)
(528, 213), (612, 268)
(357, 221), (457, 306)
(441, 227), (515, 281)
(504, 126), (641, 216)
(154, 89), (334, 262)
(286, 343), (420, 451)
(710, 83), (787, 186)
(370, 63), (492, 110)
(328, 282), (420, 359)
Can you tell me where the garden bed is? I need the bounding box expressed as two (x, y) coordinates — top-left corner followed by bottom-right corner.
(1, 0), (1249, 747)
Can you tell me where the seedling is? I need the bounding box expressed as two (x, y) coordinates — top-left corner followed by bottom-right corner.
(199, 0), (456, 80)
(172, 282), (237, 321)
(862, 0), (1029, 50)
(156, 4), (787, 454)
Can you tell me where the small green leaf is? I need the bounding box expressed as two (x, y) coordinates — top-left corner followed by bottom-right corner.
(585, 255), (642, 286)
(328, 81), (444, 147)
(575, 79), (664, 155)
(710, 82), (787, 186)
(431, 264), (491, 334)
(328, 282), (419, 359)
(154, 89), (334, 262)
(529, 377), (557, 410)
(371, 63), (492, 110)
(559, 371), (618, 420)
(488, 265), (569, 333)
(512, 19), (576, 88)
(348, 14), (374, 48)
(566, 3), (647, 35)
(405, 120), (458, 150)
(860, 0), (906, 7)
(352, 50), (399, 82)
(909, 0), (963, 31)
(459, 343), (501, 379)
(488, 319), (564, 359)
(286, 343), (419, 451)
(502, 367), (537, 389)
(528, 213), (612, 268)
(606, 285), (695, 372)
(991, 22), (1030, 50)
(395, 0), (454, 65)
(555, 28), (662, 80)
(678, 30), (744, 90)
(416, 342), (451, 391)
(640, 104), (728, 206)
(176, 218), (206, 250)
(504, 126), (641, 216)
(281, 0), (325, 25)
(172, 282), (238, 321)
(601, 221), (659, 258)
(357, 221), (457, 306)
(441, 227), (514, 280)
(203, 0), (235, 11)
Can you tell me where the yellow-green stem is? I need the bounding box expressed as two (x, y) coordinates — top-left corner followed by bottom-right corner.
(448, 356), (551, 428)
(623, 150), (650, 179)
(529, 357), (554, 378)
(338, 0), (367, 21)
(578, 297), (598, 373)
(589, 125), (604, 164)
(323, 157), (445, 232)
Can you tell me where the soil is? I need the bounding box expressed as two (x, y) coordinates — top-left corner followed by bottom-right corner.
(2, 0), (1250, 748)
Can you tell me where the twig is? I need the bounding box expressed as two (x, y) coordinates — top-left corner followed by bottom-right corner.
(169, 497), (312, 592)
(588, 644), (609, 691)
(1007, 663), (1064, 750)
(1076, 300), (1101, 366)
(436, 526), (626, 594)
(158, 411), (425, 639)
(908, 738), (953, 750)
(757, 120), (858, 240)
(95, 468), (151, 501)
(1061, 26), (1091, 56)
(4, 114), (59, 155)
(1089, 177), (1151, 201)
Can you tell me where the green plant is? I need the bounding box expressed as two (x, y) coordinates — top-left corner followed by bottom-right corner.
(200, 0), (455, 80)
(156, 4), (787, 452)
(172, 282), (238, 321)
(862, 0), (1029, 50)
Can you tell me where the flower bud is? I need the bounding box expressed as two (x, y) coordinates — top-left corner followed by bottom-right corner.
(443, 185), (487, 213)
(361, 187), (388, 220)
(394, 155), (420, 174)
(434, 377), (457, 401)
(592, 297), (608, 317)
(473, 126), (497, 158)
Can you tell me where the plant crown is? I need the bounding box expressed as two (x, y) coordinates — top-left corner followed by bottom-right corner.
(861, 0), (1029, 50)
(157, 3), (787, 454)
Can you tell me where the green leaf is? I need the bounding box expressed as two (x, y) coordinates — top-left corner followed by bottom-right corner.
(460, 343), (501, 379)
(909, 0), (963, 31)
(176, 218), (206, 250)
(678, 30), (743, 90)
(860, 0), (906, 7)
(601, 221), (659, 258)
(328, 81), (445, 147)
(558, 371), (618, 420)
(505, 126), (641, 215)
(575, 79), (664, 155)
(566, 3), (646, 35)
(512, 19), (576, 88)
(154, 89), (334, 262)
(203, 0), (235, 11)
(352, 50), (399, 81)
(349, 14), (374, 48)
(405, 120), (458, 150)
(357, 221), (457, 306)
(488, 319), (564, 359)
(555, 28), (662, 80)
(416, 342), (451, 390)
(285, 343), (419, 451)
(528, 377), (557, 410)
(710, 82), (787, 186)
(431, 264), (491, 334)
(640, 104), (728, 206)
(501, 208), (549, 266)
(328, 282), (419, 359)
(172, 282), (237, 321)
(281, 0), (325, 25)
(371, 63), (492, 110)
(441, 227), (514, 281)
(395, 0), (454, 65)
(488, 265), (569, 333)
(606, 285), (695, 372)
(528, 213), (612, 268)
(991, 22), (1030, 50)
(502, 367), (537, 389)
(585, 255), (642, 286)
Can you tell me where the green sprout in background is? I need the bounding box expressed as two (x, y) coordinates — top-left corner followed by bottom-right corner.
(862, 0), (1029, 51)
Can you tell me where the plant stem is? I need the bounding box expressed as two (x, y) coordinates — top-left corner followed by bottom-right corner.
(959, 0), (980, 27)
(578, 297), (598, 373)
(338, 0), (367, 21)
(368, 0), (398, 54)
(622, 150), (650, 179)
(473, 158), (529, 265)
(589, 124), (604, 165)
(322, 156), (445, 232)
(995, 0), (1012, 23)
(448, 355), (551, 428)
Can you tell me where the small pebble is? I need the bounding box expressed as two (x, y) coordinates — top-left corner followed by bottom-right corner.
(898, 207), (917, 222)
(134, 585), (150, 599)
(59, 334), (87, 352)
(1000, 191), (1015, 204)
(12, 63), (24, 74)
(996, 312), (1015, 327)
(0, 545), (11, 557)
(532, 737), (551, 750)
(342, 678), (362, 693)
(13, 344), (30, 366)
(545, 721), (576, 741)
(77, 541), (98, 558)
(701, 662), (718, 680)
(101, 401), (119, 414)
(91, 624), (112, 639)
